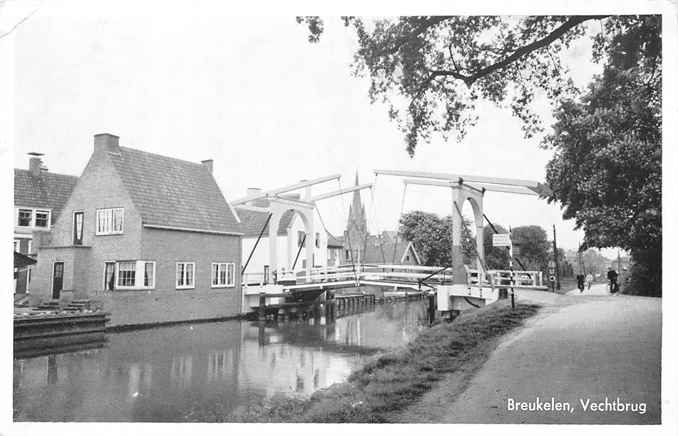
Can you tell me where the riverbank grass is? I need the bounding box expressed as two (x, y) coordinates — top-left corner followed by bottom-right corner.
(227, 300), (541, 423)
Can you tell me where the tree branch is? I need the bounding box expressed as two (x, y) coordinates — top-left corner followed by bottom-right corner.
(426, 15), (609, 88)
(0, 8), (38, 40)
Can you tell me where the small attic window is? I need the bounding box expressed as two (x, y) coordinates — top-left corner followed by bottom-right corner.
(17, 209), (32, 227)
(35, 210), (50, 228)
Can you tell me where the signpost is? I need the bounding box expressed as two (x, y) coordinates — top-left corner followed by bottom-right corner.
(492, 233), (511, 247)
(548, 260), (556, 292)
(496, 231), (516, 309)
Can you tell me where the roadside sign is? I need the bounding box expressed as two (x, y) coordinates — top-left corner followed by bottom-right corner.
(548, 267), (555, 275)
(492, 233), (511, 247)
(549, 275), (556, 282)
(548, 260), (556, 269)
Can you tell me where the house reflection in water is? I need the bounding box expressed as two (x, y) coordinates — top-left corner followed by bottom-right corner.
(13, 301), (429, 421)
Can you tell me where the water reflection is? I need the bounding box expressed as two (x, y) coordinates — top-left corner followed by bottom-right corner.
(14, 301), (428, 422)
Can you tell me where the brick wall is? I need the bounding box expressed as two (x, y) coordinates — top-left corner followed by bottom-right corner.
(31, 149), (142, 298)
(30, 143), (245, 327)
(93, 227), (243, 327)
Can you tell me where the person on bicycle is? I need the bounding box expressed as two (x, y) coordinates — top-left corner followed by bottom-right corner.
(576, 273), (585, 293)
(585, 272), (594, 290)
(607, 267), (619, 293)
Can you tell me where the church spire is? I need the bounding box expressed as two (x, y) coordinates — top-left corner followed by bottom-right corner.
(345, 170), (368, 258)
(350, 171), (362, 218)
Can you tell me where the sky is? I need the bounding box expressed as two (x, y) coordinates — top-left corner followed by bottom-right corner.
(3, 1), (617, 254)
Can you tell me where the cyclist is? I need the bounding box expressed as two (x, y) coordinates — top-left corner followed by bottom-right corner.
(607, 267), (619, 293)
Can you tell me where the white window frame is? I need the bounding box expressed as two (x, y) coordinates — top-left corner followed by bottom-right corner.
(72, 210), (85, 245)
(15, 207), (52, 229)
(34, 209), (51, 228)
(95, 207), (125, 235)
(103, 261), (116, 290)
(211, 262), (235, 288)
(16, 208), (34, 227)
(114, 260), (155, 290)
(176, 262), (196, 290)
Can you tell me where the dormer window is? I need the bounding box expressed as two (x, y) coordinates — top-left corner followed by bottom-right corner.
(18, 209), (32, 227)
(96, 208), (124, 235)
(35, 210), (50, 227)
(16, 208), (51, 229)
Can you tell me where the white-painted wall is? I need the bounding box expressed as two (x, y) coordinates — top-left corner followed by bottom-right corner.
(241, 209), (329, 281)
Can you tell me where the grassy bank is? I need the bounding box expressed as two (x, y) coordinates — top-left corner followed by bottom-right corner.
(221, 301), (541, 423)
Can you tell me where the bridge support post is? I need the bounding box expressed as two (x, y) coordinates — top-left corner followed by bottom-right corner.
(258, 293), (266, 321)
(427, 293), (436, 325)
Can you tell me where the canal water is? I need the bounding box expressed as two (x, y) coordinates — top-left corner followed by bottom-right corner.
(13, 300), (428, 422)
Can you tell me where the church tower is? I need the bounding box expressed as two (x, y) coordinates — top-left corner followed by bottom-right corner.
(344, 172), (368, 263)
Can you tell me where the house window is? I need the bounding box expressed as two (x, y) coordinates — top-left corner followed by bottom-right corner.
(176, 262), (195, 289)
(315, 232), (320, 248)
(212, 262), (235, 288)
(18, 209), (32, 227)
(96, 208), (124, 235)
(117, 262), (136, 287)
(104, 262), (116, 291)
(144, 262), (154, 287)
(115, 260), (155, 289)
(35, 210), (50, 228)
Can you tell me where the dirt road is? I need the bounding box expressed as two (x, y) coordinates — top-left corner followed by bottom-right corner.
(396, 288), (661, 424)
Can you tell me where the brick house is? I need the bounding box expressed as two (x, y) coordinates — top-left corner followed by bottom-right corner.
(13, 154), (78, 295)
(31, 133), (243, 327)
(326, 231), (343, 266)
(360, 231), (422, 265)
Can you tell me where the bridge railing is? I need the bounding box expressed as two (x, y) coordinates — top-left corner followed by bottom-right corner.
(276, 263), (454, 287)
(486, 269), (543, 288)
(243, 272), (267, 287)
(463, 268), (544, 289)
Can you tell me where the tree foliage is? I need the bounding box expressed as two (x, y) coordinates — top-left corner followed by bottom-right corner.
(482, 225), (510, 269)
(296, 15), (656, 155)
(512, 225), (551, 272)
(543, 15), (661, 295)
(398, 210), (475, 266)
(298, 15), (662, 295)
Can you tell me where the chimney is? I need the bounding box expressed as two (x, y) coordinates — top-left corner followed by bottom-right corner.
(28, 152), (44, 177)
(93, 133), (120, 154)
(201, 159), (214, 173)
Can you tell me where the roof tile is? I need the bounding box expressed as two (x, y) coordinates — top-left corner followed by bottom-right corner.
(14, 169), (78, 222)
(108, 147), (240, 234)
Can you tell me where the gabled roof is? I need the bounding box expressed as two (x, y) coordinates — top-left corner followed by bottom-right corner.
(107, 146), (240, 234)
(326, 231), (343, 248)
(14, 169), (79, 222)
(235, 208), (296, 238)
(361, 234), (421, 265)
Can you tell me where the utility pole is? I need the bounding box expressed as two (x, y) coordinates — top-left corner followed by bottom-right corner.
(509, 226), (515, 309)
(552, 225), (561, 291)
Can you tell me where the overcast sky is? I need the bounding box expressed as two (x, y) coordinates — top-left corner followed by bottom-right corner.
(5, 1), (620, 255)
